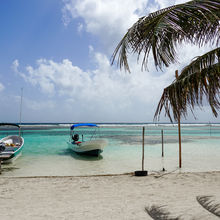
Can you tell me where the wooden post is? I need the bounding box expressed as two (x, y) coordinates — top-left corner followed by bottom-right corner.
(134, 126), (148, 176)
(175, 70), (182, 168)
(142, 127), (145, 171)
(161, 129), (164, 157)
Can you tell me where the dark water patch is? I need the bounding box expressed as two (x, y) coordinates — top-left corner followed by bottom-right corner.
(107, 135), (196, 145)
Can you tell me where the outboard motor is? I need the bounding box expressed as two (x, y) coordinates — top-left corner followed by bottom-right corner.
(72, 134), (79, 142)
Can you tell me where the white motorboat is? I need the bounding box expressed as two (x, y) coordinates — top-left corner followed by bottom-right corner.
(67, 123), (107, 156)
(0, 123), (24, 163)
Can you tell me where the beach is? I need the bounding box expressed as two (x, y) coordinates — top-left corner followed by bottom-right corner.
(0, 171), (220, 219)
(1, 0), (220, 218)
(1, 124), (220, 219)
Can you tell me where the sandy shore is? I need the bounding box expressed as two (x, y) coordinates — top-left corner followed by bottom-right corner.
(0, 171), (220, 219)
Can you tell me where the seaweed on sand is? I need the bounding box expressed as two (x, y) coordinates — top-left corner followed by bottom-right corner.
(145, 205), (182, 220)
(196, 195), (220, 217)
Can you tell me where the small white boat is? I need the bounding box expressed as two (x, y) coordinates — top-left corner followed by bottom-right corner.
(0, 123), (24, 164)
(67, 123), (107, 156)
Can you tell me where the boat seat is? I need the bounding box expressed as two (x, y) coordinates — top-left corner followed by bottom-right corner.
(10, 136), (22, 145)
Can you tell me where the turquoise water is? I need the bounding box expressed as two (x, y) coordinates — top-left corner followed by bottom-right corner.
(1, 124), (220, 176)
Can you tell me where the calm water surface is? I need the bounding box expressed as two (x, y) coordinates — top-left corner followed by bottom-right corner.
(1, 123), (220, 176)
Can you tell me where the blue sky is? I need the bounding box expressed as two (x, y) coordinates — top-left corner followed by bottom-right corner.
(0, 0), (219, 123)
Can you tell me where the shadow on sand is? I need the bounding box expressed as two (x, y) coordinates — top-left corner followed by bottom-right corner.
(0, 165), (19, 175)
(197, 195), (220, 217)
(145, 205), (182, 220)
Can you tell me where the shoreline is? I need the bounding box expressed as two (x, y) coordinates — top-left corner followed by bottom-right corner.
(0, 169), (219, 179)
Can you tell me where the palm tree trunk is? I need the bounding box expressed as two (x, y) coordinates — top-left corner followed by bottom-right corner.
(175, 70), (182, 168)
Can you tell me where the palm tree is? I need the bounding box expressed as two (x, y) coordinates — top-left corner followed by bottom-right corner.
(112, 0), (220, 121)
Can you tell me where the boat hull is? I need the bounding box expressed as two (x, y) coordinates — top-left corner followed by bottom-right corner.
(0, 135), (24, 164)
(67, 139), (107, 156)
(75, 149), (103, 156)
(1, 149), (22, 164)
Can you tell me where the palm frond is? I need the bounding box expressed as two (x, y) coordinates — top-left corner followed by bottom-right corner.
(154, 49), (220, 122)
(111, 0), (220, 72)
(179, 48), (220, 79)
(196, 195), (220, 217)
(145, 205), (182, 220)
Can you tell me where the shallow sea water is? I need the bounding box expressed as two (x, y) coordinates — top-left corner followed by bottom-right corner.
(1, 124), (220, 177)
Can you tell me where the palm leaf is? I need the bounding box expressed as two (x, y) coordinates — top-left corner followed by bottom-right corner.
(196, 195), (220, 217)
(111, 0), (220, 72)
(179, 48), (220, 79)
(154, 48), (220, 122)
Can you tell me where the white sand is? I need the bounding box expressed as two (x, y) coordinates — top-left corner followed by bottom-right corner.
(0, 171), (220, 219)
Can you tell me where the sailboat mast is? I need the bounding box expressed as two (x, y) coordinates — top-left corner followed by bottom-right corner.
(19, 88), (23, 136)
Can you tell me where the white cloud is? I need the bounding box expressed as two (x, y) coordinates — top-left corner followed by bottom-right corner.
(9, 0), (218, 123)
(62, 0), (192, 53)
(25, 99), (55, 111)
(62, 0), (197, 56)
(155, 0), (188, 9)
(77, 23), (84, 33)
(15, 47), (176, 122)
(12, 59), (19, 72)
(14, 39), (216, 122)
(11, 59), (28, 80)
(62, 0), (148, 52)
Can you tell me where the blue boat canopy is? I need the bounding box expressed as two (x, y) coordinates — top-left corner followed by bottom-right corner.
(70, 123), (98, 130)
